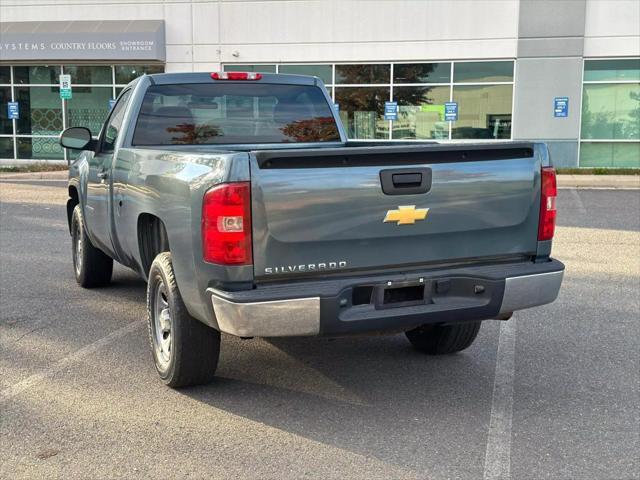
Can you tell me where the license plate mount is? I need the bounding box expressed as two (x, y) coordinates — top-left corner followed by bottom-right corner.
(374, 279), (432, 310)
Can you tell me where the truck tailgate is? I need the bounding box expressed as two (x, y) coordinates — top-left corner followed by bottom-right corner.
(250, 143), (541, 280)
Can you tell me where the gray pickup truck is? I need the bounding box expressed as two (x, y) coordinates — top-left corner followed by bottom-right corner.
(60, 71), (564, 388)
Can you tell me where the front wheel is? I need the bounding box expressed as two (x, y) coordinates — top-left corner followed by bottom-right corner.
(147, 252), (220, 388)
(71, 205), (113, 288)
(405, 321), (482, 354)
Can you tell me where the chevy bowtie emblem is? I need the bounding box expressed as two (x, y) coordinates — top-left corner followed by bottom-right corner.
(383, 205), (429, 225)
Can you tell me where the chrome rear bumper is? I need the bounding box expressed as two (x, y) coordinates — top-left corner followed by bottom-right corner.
(499, 270), (564, 315)
(209, 260), (564, 337)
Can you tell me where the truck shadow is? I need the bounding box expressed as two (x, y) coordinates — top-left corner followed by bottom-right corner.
(177, 325), (500, 472)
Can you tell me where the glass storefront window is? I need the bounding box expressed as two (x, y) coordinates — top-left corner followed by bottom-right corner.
(581, 83), (640, 140)
(452, 84), (512, 139)
(334, 87), (389, 139)
(453, 61), (513, 83)
(1, 86), (12, 134)
(13, 65), (60, 85)
(335, 64), (390, 84)
(17, 137), (64, 160)
(393, 63), (451, 84)
(223, 64), (277, 73)
(584, 59), (640, 82)
(14, 86), (63, 135)
(64, 65), (112, 85)
(1, 64), (165, 161)
(0, 66), (10, 84)
(115, 64), (164, 84)
(579, 142), (640, 168)
(278, 64), (332, 84)
(67, 87), (113, 135)
(0, 137), (13, 158)
(392, 86), (450, 139)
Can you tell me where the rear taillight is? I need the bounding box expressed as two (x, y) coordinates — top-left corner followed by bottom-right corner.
(211, 72), (262, 81)
(202, 182), (252, 265)
(538, 166), (557, 241)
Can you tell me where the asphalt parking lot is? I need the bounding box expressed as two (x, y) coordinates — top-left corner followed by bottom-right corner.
(1, 179), (638, 480)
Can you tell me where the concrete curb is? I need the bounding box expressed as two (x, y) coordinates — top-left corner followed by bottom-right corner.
(0, 170), (68, 180)
(557, 175), (640, 189)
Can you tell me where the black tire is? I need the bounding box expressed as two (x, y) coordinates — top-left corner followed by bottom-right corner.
(71, 205), (113, 288)
(405, 321), (482, 355)
(147, 252), (220, 388)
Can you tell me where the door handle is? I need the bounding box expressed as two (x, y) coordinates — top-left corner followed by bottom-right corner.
(380, 167), (432, 195)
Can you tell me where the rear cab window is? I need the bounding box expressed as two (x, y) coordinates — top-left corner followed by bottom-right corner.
(132, 83), (340, 145)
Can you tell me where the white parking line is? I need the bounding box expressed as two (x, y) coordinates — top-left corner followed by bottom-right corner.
(483, 318), (517, 480)
(0, 321), (142, 405)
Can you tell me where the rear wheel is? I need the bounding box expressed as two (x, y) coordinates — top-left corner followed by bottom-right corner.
(405, 321), (482, 354)
(71, 205), (113, 288)
(147, 252), (220, 388)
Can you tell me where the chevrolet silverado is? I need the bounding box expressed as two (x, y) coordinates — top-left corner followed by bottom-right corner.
(60, 71), (564, 388)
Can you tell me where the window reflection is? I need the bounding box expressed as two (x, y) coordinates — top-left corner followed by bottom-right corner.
(278, 64), (332, 84)
(115, 64), (164, 84)
(223, 64), (277, 73)
(452, 85), (512, 139)
(581, 83), (640, 140)
(335, 64), (390, 84)
(13, 66), (59, 85)
(17, 137), (64, 160)
(67, 87), (113, 135)
(334, 87), (389, 139)
(0, 87), (12, 134)
(15, 86), (63, 135)
(394, 63), (451, 84)
(392, 86), (450, 139)
(453, 61), (513, 83)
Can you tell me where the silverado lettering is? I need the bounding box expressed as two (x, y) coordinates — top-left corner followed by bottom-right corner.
(265, 261), (348, 275)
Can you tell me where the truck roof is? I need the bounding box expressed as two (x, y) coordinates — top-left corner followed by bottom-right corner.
(143, 71), (321, 86)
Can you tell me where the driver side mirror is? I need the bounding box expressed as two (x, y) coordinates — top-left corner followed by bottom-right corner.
(59, 127), (97, 151)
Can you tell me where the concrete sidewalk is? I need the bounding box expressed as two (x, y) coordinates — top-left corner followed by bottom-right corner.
(0, 170), (68, 180)
(557, 174), (640, 189)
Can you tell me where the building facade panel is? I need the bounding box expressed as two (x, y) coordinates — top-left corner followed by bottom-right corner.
(0, 0), (638, 167)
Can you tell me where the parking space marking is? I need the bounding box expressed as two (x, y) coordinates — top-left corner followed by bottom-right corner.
(483, 318), (517, 480)
(0, 321), (143, 405)
(567, 188), (587, 214)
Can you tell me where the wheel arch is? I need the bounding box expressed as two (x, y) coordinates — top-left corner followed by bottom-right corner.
(66, 185), (80, 234)
(137, 213), (170, 277)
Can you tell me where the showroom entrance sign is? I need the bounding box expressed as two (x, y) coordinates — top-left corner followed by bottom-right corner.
(384, 102), (398, 121)
(0, 20), (165, 62)
(444, 102), (458, 121)
(554, 97), (569, 118)
(7, 102), (19, 120)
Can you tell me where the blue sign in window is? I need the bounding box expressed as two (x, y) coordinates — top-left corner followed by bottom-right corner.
(384, 101), (398, 121)
(7, 102), (19, 120)
(554, 97), (569, 118)
(444, 102), (458, 122)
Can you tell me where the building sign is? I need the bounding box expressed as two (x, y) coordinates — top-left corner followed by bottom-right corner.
(0, 20), (165, 62)
(7, 102), (19, 120)
(444, 102), (458, 121)
(59, 74), (72, 100)
(554, 97), (569, 118)
(384, 101), (398, 121)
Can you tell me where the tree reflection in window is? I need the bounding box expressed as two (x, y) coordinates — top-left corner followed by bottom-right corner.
(166, 123), (221, 144)
(280, 117), (339, 142)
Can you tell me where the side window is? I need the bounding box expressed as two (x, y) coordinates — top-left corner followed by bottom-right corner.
(102, 90), (132, 153)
